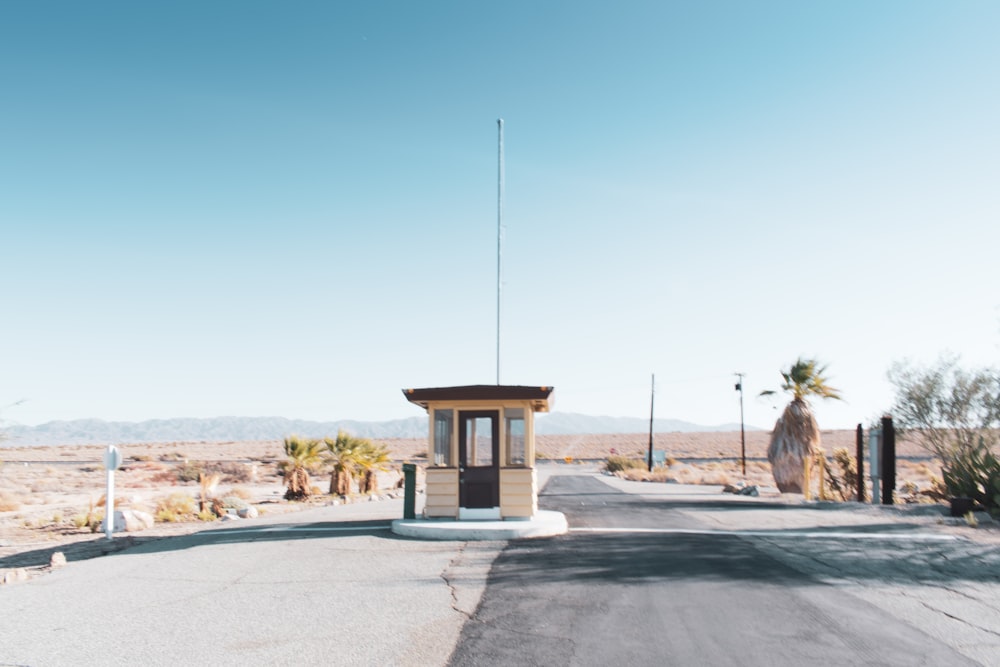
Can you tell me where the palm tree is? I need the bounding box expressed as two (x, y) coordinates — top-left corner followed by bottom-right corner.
(760, 358), (842, 493)
(355, 440), (391, 495)
(282, 435), (325, 501)
(325, 430), (364, 496)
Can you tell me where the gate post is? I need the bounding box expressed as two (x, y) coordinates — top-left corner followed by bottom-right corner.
(402, 463), (417, 520)
(855, 423), (865, 502)
(880, 416), (896, 505)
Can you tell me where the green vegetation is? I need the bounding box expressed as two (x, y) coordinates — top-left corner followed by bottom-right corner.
(356, 440), (391, 494)
(889, 357), (1000, 514)
(325, 431), (366, 496)
(761, 358), (842, 494)
(155, 492), (198, 522)
(282, 435), (326, 501)
(604, 455), (646, 473)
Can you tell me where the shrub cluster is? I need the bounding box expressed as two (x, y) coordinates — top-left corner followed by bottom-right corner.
(604, 455), (646, 473)
(176, 460), (253, 484)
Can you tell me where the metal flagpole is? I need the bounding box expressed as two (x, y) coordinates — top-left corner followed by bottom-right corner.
(497, 118), (504, 385)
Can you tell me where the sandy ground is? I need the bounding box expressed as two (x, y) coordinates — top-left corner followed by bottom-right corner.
(0, 430), (942, 577)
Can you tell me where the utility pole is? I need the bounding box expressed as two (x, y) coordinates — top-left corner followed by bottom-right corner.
(647, 373), (655, 472)
(734, 373), (746, 476)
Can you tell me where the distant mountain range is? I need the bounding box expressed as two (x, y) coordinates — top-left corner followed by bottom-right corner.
(1, 413), (759, 446)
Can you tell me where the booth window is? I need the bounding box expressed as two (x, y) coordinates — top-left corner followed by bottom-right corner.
(505, 408), (526, 465)
(433, 409), (453, 466)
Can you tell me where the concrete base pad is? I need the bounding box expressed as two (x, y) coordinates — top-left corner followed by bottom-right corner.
(391, 510), (568, 540)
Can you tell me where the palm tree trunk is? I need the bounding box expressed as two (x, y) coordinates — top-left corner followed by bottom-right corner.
(364, 469), (378, 495)
(767, 398), (821, 493)
(330, 468), (352, 496)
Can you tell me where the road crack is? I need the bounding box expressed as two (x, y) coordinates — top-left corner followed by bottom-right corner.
(441, 541), (474, 621)
(898, 588), (1000, 640)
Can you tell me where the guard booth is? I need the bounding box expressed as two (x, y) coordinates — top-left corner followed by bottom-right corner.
(402, 385), (553, 520)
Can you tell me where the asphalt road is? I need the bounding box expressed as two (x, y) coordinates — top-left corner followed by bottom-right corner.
(448, 475), (979, 667)
(0, 500), (502, 666)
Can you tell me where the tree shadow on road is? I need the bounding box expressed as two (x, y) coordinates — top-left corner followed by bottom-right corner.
(488, 530), (1000, 587)
(0, 519), (408, 571)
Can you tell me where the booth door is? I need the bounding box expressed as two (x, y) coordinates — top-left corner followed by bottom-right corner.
(458, 411), (500, 508)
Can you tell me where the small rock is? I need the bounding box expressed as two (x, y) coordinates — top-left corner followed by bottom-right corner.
(2, 568), (29, 585)
(50, 552), (67, 568)
(220, 514), (240, 522)
(105, 509), (155, 533)
(237, 506), (258, 519)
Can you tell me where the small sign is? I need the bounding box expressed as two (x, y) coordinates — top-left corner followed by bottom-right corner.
(103, 445), (122, 471)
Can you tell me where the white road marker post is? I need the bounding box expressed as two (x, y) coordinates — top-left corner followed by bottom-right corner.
(103, 445), (122, 540)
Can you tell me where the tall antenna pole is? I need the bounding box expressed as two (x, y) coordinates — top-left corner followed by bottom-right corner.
(496, 118), (504, 385)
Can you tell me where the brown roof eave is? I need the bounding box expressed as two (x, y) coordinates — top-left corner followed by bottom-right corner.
(401, 384), (554, 412)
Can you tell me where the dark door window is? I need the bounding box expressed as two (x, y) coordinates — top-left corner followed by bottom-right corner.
(458, 411), (500, 508)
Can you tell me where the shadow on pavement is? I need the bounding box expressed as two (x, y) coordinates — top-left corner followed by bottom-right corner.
(1, 519), (405, 570)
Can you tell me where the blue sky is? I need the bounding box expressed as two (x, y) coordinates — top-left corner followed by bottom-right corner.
(2, 1), (998, 431)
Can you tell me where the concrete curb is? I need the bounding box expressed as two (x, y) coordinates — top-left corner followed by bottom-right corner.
(391, 510), (568, 540)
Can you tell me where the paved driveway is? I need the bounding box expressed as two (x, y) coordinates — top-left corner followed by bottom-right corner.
(449, 473), (999, 666)
(0, 499), (501, 666)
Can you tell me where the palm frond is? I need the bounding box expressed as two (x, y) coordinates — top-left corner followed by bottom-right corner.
(772, 357), (842, 403)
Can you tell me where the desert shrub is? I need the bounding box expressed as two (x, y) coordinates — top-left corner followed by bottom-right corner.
(824, 448), (859, 501)
(150, 468), (178, 484)
(0, 491), (23, 512)
(922, 476), (949, 502)
(604, 455), (645, 473)
(130, 454), (152, 462)
(197, 510), (217, 522)
(226, 487), (252, 500)
(159, 451), (187, 462)
(154, 492), (197, 522)
(176, 460), (205, 483)
(220, 496), (249, 511)
(941, 441), (1000, 513)
(204, 461), (253, 483)
(889, 357), (1000, 513)
(699, 471), (731, 486)
(72, 513), (89, 528)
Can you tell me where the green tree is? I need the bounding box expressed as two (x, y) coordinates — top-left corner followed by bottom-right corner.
(281, 435), (325, 501)
(888, 356), (1000, 511)
(356, 440), (391, 495)
(325, 430), (366, 496)
(761, 358), (842, 493)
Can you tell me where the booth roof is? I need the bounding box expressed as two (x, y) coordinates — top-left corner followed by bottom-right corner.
(402, 384), (554, 412)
